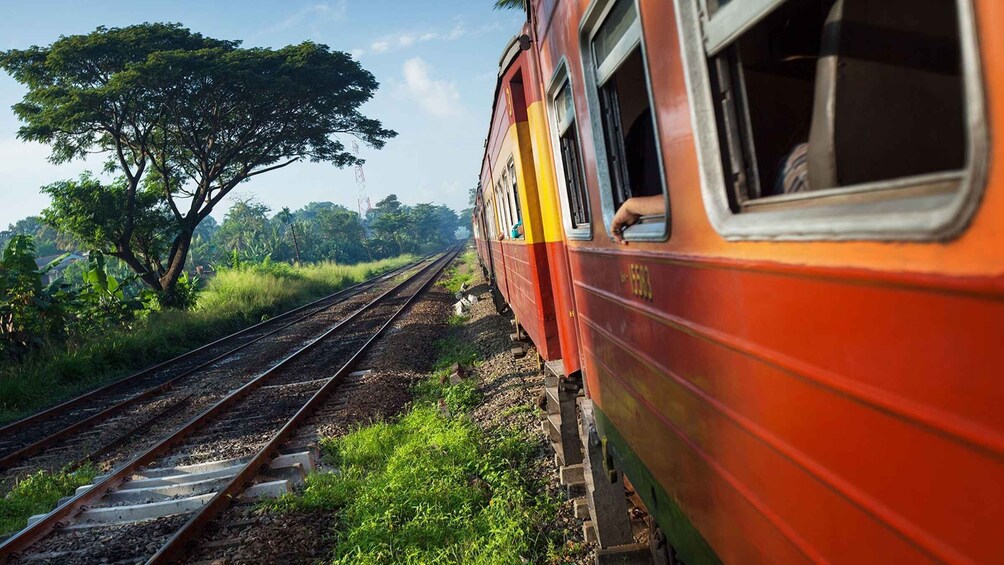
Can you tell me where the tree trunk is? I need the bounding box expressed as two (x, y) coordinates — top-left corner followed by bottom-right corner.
(290, 224), (301, 263)
(113, 244), (163, 291)
(158, 228), (194, 306)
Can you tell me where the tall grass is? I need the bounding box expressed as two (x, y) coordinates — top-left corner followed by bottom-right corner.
(0, 256), (415, 424)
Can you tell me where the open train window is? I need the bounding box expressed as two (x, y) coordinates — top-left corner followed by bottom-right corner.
(580, 0), (670, 242)
(492, 186), (506, 240)
(507, 157), (524, 238)
(547, 61), (592, 238)
(496, 179), (511, 239)
(676, 0), (986, 240)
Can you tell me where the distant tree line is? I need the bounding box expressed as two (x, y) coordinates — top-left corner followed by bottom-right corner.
(1, 193), (461, 273)
(0, 194), (460, 360)
(195, 193), (460, 268)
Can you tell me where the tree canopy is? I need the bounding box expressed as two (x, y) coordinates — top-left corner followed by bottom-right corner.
(0, 23), (395, 302)
(493, 0), (528, 11)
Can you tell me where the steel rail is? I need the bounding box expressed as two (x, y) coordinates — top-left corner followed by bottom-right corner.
(0, 249), (456, 562)
(0, 258), (426, 471)
(0, 258), (420, 442)
(150, 245), (460, 563)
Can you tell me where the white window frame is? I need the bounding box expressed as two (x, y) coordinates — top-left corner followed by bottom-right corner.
(492, 188), (505, 239)
(500, 171), (514, 226)
(579, 0), (671, 242)
(546, 59), (593, 240)
(700, 0), (787, 57)
(507, 157), (524, 229)
(674, 0), (988, 241)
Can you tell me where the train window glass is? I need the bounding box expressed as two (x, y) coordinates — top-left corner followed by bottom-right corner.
(580, 0), (669, 242)
(507, 158), (524, 239)
(676, 0), (986, 240)
(501, 170), (515, 227)
(496, 181), (509, 237)
(547, 64), (591, 238)
(508, 159), (522, 223)
(493, 190), (505, 239)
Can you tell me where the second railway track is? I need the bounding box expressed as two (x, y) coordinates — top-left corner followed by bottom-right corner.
(0, 246), (460, 564)
(0, 257), (428, 485)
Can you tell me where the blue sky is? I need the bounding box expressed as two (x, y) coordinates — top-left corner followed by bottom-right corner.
(0, 0), (522, 227)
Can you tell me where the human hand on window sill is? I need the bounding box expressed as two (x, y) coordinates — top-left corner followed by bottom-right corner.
(611, 195), (663, 244)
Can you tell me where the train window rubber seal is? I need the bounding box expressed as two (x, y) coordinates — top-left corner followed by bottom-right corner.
(674, 0), (988, 241)
(546, 58), (593, 241)
(579, 0), (672, 243)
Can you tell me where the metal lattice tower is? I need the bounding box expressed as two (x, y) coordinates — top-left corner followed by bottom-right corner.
(352, 141), (371, 219)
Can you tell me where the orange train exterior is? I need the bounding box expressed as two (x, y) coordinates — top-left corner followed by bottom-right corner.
(476, 0), (1004, 563)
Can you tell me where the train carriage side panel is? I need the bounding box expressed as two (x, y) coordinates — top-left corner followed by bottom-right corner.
(482, 100), (512, 306)
(532, 0), (1004, 563)
(522, 27), (583, 376)
(483, 41), (564, 361)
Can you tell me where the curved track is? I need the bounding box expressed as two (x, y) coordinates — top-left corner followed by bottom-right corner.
(0, 247), (460, 564)
(0, 258), (425, 480)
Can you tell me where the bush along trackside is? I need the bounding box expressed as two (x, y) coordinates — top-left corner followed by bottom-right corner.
(262, 301), (566, 563)
(0, 251), (415, 424)
(0, 464), (97, 535)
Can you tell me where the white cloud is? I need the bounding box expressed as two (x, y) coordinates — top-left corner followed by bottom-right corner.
(402, 58), (462, 118)
(365, 18), (499, 55)
(255, 1), (347, 37)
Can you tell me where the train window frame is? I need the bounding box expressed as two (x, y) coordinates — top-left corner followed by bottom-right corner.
(674, 0), (988, 241)
(579, 0), (671, 243)
(496, 179), (511, 238)
(507, 157), (525, 239)
(492, 186), (506, 240)
(546, 59), (593, 240)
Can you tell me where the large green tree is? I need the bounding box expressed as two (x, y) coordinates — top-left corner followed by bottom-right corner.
(1, 23), (395, 301)
(315, 205), (367, 263)
(215, 196), (272, 262)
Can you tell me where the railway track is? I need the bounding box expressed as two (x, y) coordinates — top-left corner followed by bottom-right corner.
(0, 258), (427, 484)
(0, 246), (460, 564)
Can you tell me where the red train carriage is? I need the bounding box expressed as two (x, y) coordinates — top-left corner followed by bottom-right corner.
(476, 35), (582, 373)
(476, 0), (1004, 562)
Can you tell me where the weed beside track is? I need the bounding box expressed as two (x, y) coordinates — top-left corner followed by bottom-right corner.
(0, 465), (96, 534)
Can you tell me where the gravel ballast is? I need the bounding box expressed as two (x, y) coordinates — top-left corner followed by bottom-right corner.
(186, 249), (592, 563)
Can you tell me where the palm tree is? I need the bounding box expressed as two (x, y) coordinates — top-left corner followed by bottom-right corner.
(494, 0), (527, 11)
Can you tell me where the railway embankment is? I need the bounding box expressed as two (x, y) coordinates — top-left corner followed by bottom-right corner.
(241, 248), (589, 563)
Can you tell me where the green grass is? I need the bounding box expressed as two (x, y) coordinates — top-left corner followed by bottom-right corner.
(264, 406), (557, 564)
(0, 256), (415, 424)
(0, 464), (97, 535)
(261, 302), (567, 563)
(438, 250), (477, 295)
